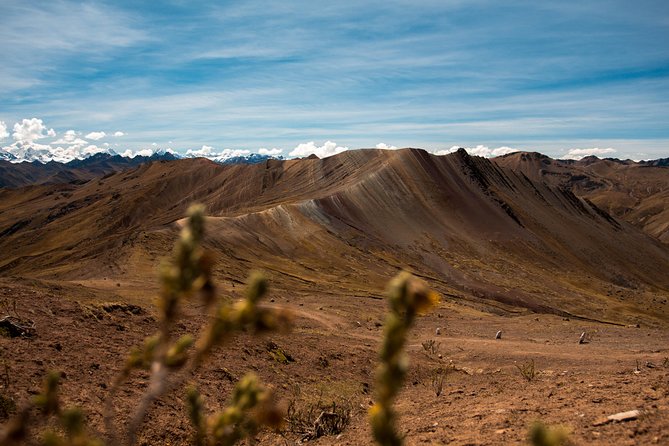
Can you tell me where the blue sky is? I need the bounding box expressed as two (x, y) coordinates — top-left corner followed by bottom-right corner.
(1, 0), (668, 160)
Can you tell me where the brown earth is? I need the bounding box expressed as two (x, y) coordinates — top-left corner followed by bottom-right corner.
(1, 277), (668, 445)
(494, 152), (669, 243)
(1, 148), (668, 444)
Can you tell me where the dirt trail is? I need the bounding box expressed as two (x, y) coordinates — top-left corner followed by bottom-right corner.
(1, 280), (668, 446)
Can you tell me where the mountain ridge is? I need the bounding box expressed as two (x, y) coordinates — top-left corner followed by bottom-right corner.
(1, 148), (667, 326)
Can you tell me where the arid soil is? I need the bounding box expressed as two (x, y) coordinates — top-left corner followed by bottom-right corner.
(1, 276), (667, 445)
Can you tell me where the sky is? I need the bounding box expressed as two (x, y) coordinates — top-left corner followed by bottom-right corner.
(1, 0), (668, 161)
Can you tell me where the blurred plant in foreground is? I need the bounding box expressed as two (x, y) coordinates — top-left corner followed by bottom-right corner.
(370, 272), (439, 446)
(0, 205), (289, 446)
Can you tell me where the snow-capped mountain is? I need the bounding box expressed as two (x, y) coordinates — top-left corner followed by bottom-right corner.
(0, 150), (17, 161)
(0, 146), (283, 165)
(0, 143), (119, 164)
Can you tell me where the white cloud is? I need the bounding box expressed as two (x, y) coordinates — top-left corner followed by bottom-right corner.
(120, 148), (155, 158)
(258, 147), (283, 156)
(135, 148), (155, 157)
(561, 147), (617, 160)
(46, 144), (108, 162)
(432, 146), (462, 156)
(85, 131), (106, 140)
(0, 120), (122, 163)
(52, 130), (88, 145)
(289, 141), (349, 158)
(375, 142), (399, 150)
(185, 145), (251, 161)
(113, 131), (125, 137)
(432, 145), (520, 158)
(0, 121), (8, 140)
(186, 145), (215, 157)
(12, 118), (55, 143)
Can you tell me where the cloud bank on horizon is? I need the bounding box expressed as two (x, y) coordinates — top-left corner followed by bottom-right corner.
(1, 0), (667, 160)
(0, 117), (632, 163)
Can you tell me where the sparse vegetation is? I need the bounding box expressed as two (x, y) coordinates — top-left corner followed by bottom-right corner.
(79, 302), (147, 322)
(285, 387), (352, 441)
(516, 359), (537, 382)
(430, 366), (449, 397)
(421, 338), (440, 357)
(266, 341), (295, 364)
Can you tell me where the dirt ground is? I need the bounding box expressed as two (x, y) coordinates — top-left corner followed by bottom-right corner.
(1, 276), (668, 445)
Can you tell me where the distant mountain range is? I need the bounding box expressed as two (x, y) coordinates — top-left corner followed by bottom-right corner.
(0, 151), (282, 188)
(0, 146), (282, 165)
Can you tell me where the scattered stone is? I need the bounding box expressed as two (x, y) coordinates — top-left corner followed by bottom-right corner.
(593, 409), (641, 426)
(579, 332), (589, 344)
(0, 316), (36, 338)
(435, 327), (441, 336)
(495, 330), (502, 339)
